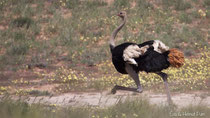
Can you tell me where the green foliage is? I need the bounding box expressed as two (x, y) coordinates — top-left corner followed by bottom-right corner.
(0, 98), (51, 118)
(3, 31), (30, 56)
(28, 90), (51, 96)
(179, 12), (192, 24)
(203, 0), (210, 7)
(114, 0), (130, 8)
(206, 8), (210, 18)
(7, 42), (29, 56)
(190, 10), (201, 18)
(80, 48), (108, 66)
(137, 0), (153, 10)
(174, 0), (191, 11)
(84, 0), (107, 8)
(162, 0), (191, 11)
(161, 0), (175, 7)
(66, 0), (80, 9)
(0, 0), (209, 93)
(0, 0), (6, 10)
(9, 0), (35, 5)
(13, 17), (33, 29)
(0, 98), (209, 118)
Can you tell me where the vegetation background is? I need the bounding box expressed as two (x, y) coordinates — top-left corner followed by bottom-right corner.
(0, 0), (209, 117)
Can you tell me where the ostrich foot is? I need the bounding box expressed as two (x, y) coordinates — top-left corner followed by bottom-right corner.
(111, 85), (143, 94)
(136, 87), (143, 93)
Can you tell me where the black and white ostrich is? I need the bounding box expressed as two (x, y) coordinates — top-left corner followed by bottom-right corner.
(109, 11), (184, 104)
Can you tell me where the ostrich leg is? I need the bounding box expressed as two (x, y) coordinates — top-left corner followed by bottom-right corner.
(125, 64), (143, 92)
(156, 72), (172, 105)
(111, 64), (143, 94)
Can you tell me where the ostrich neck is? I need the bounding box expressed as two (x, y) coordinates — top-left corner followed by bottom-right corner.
(110, 17), (126, 47)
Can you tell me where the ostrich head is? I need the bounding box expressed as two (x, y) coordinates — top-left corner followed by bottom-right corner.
(117, 11), (126, 19)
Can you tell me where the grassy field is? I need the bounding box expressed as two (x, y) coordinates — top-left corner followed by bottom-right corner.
(0, 97), (209, 118)
(0, 0), (209, 95)
(0, 0), (210, 117)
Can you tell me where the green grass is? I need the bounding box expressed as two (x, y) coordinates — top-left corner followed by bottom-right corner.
(27, 90), (51, 96)
(114, 0), (130, 8)
(0, 0), (209, 94)
(0, 0), (208, 69)
(0, 97), (209, 118)
(0, 1), (209, 116)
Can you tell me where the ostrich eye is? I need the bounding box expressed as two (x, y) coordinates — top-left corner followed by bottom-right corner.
(120, 12), (122, 14)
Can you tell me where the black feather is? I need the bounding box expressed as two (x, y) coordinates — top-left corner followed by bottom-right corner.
(135, 48), (170, 73)
(111, 42), (135, 74)
(110, 41), (170, 74)
(138, 40), (154, 47)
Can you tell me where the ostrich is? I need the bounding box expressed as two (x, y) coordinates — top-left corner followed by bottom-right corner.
(109, 11), (184, 104)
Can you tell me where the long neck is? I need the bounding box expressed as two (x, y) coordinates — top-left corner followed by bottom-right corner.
(109, 17), (126, 50)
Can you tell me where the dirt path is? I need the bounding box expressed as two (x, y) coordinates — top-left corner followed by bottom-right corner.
(3, 91), (210, 108)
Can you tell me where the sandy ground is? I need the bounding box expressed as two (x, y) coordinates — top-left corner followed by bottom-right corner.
(2, 91), (210, 108)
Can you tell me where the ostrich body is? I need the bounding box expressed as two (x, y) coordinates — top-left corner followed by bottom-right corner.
(109, 11), (184, 104)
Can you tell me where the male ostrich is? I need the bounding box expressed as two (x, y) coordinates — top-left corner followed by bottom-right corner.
(109, 11), (184, 104)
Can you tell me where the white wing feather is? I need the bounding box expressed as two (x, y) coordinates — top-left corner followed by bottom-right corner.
(123, 45), (149, 66)
(123, 40), (169, 66)
(153, 40), (169, 53)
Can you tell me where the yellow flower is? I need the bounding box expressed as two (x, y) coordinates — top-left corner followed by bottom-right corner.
(122, 113), (126, 117)
(198, 9), (206, 17)
(133, 113), (138, 117)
